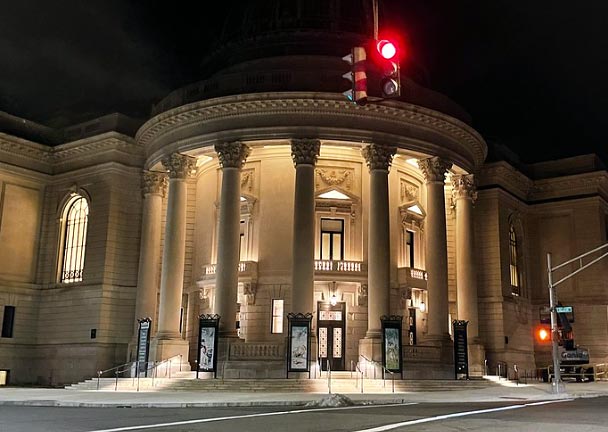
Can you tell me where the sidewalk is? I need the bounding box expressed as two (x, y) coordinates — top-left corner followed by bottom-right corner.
(0, 381), (606, 408)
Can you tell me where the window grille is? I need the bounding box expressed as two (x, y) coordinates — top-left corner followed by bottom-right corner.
(60, 195), (89, 283)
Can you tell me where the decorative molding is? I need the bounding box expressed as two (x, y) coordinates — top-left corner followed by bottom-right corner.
(291, 138), (320, 166)
(357, 284), (368, 307)
(241, 169), (255, 193)
(161, 153), (197, 179)
(215, 141), (250, 169)
(142, 171), (168, 197)
(418, 156), (452, 183)
(452, 174), (477, 202)
(400, 179), (419, 202)
(478, 162), (532, 200)
(361, 144), (396, 171)
(136, 95), (487, 171)
(243, 282), (257, 305)
(315, 168), (353, 190)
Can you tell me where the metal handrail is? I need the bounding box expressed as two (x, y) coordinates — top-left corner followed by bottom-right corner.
(359, 354), (396, 393)
(327, 361), (331, 394)
(355, 362), (364, 393)
(96, 354), (183, 391)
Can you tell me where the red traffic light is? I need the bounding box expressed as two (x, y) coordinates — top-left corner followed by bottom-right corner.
(535, 325), (551, 343)
(377, 40), (397, 60)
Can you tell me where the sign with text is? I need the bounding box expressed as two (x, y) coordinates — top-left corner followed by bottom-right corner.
(197, 314), (220, 378)
(452, 320), (469, 380)
(555, 306), (573, 314)
(136, 318), (152, 376)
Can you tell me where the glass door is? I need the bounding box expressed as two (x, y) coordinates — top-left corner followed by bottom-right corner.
(317, 301), (346, 371)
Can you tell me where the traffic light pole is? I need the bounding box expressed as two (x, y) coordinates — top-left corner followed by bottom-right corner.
(546, 242), (608, 394)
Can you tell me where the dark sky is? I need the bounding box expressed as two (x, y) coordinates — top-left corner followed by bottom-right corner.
(1, 0), (606, 163)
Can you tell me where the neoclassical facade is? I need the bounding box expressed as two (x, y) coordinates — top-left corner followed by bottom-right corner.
(1, 6), (607, 385)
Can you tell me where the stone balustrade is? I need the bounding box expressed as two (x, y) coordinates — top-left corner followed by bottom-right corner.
(230, 343), (285, 360)
(314, 260), (366, 273)
(201, 261), (258, 280)
(397, 267), (428, 289)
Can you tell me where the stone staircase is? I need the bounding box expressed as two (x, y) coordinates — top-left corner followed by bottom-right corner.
(66, 370), (499, 393)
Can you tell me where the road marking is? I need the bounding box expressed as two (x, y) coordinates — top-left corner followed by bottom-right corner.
(352, 399), (574, 432)
(85, 402), (418, 432)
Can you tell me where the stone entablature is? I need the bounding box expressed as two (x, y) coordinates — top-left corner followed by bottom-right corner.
(479, 161), (608, 203)
(135, 93), (487, 173)
(0, 131), (142, 174)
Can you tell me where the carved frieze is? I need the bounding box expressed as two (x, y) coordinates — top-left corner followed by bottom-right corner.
(357, 284), (368, 307)
(243, 282), (257, 306)
(361, 144), (396, 171)
(451, 174), (477, 202)
(400, 179), (419, 202)
(142, 171), (168, 197)
(215, 141), (250, 169)
(418, 157), (452, 183)
(161, 153), (197, 179)
(241, 169), (255, 193)
(316, 168), (353, 190)
(291, 138), (320, 166)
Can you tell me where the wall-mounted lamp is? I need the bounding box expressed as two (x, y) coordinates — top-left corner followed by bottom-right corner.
(419, 301), (426, 313)
(329, 281), (338, 306)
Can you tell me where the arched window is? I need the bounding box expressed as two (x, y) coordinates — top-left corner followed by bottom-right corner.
(59, 195), (89, 283)
(509, 225), (520, 295)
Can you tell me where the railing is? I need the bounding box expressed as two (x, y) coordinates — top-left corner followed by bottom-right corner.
(230, 343), (284, 360)
(596, 363), (608, 381)
(397, 267), (428, 288)
(314, 260), (365, 273)
(359, 355), (396, 393)
(351, 360), (364, 393)
(327, 361), (332, 394)
(96, 354), (183, 391)
(202, 261), (258, 278)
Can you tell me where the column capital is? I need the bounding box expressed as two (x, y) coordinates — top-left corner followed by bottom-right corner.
(361, 144), (396, 172)
(291, 138), (320, 166)
(142, 171), (168, 197)
(452, 174), (477, 202)
(161, 153), (197, 179)
(418, 157), (452, 183)
(215, 141), (250, 169)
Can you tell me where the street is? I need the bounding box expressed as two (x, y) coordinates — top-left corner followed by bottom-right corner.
(1, 397), (607, 432)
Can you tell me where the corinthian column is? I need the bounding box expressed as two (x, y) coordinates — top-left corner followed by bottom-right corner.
(418, 157), (452, 346)
(362, 143), (396, 338)
(151, 153), (196, 362)
(290, 139), (320, 316)
(132, 172), (167, 338)
(452, 174), (479, 339)
(214, 141), (250, 337)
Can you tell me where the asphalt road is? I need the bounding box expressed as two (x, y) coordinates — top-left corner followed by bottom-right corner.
(1, 397), (607, 432)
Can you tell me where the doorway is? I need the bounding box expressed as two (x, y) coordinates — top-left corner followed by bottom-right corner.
(317, 301), (346, 371)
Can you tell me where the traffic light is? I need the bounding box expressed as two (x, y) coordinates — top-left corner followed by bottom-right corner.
(535, 325), (551, 344)
(342, 46), (368, 105)
(373, 39), (401, 98)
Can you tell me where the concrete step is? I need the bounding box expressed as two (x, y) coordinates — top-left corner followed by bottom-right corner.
(67, 376), (498, 392)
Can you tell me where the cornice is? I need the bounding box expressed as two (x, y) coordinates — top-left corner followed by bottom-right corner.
(0, 131), (143, 174)
(529, 171), (608, 202)
(136, 92), (487, 172)
(477, 161), (533, 200)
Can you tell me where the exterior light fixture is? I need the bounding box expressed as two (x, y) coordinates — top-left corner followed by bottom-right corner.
(419, 301), (426, 313)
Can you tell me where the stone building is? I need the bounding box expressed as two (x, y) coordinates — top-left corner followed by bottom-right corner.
(1, 1), (607, 385)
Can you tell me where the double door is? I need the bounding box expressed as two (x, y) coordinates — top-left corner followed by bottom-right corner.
(317, 302), (346, 371)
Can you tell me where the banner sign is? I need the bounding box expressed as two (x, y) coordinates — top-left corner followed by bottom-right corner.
(287, 313), (313, 376)
(136, 318), (152, 376)
(197, 314), (220, 378)
(381, 315), (403, 375)
(452, 320), (469, 380)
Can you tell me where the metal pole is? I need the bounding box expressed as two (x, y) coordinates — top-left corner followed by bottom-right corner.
(547, 253), (564, 394)
(372, 0), (378, 40)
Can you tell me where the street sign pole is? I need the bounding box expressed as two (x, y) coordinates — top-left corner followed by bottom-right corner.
(547, 253), (563, 394)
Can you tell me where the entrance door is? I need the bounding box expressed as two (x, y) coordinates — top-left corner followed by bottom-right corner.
(317, 301), (346, 371)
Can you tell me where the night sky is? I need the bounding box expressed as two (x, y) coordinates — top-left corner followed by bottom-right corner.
(1, 0), (606, 163)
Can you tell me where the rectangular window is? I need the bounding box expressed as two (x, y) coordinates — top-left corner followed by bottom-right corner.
(271, 299), (284, 334)
(1, 306), (15, 338)
(320, 218), (344, 260)
(405, 230), (415, 268)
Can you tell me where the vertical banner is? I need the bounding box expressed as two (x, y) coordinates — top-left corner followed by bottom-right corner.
(136, 318), (152, 376)
(286, 313), (313, 377)
(381, 315), (403, 377)
(452, 320), (469, 380)
(197, 314), (220, 379)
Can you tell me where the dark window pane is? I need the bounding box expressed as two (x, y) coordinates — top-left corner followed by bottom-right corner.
(1, 306), (15, 338)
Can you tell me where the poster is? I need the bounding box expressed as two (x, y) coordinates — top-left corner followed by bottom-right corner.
(384, 327), (400, 371)
(290, 325), (308, 370)
(198, 327), (215, 371)
(136, 318), (151, 375)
